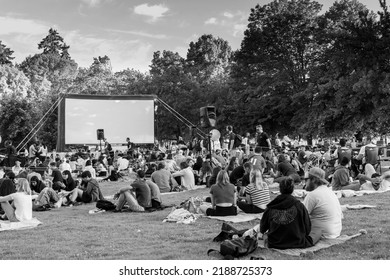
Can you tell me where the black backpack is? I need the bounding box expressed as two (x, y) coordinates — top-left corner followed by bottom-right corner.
(96, 199), (116, 211)
(207, 236), (258, 259)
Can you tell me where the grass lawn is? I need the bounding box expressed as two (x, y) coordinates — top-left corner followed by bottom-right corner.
(1, 179), (389, 260)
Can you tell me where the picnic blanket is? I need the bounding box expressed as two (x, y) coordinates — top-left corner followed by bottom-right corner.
(206, 212), (263, 223)
(258, 229), (367, 256)
(0, 217), (42, 231)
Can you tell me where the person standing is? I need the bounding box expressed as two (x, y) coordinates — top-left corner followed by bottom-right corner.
(5, 140), (17, 167)
(303, 167), (343, 244)
(28, 143), (37, 161)
(242, 132), (251, 156)
(255, 125), (272, 160)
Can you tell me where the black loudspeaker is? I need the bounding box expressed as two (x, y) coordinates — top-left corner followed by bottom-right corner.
(200, 106), (216, 128)
(97, 129), (105, 140)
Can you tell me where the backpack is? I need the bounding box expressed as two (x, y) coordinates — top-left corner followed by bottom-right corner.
(207, 236), (258, 259)
(233, 134), (243, 148)
(96, 199), (116, 211)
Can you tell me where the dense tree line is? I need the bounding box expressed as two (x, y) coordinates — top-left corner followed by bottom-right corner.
(1, 0), (390, 150)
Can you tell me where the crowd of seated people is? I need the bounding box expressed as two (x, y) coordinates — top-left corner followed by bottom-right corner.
(0, 133), (388, 251)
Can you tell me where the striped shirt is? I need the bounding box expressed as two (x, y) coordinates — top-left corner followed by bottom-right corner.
(246, 183), (270, 208)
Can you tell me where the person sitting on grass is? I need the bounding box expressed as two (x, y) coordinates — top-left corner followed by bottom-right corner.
(62, 170), (77, 192)
(199, 161), (213, 187)
(49, 162), (66, 191)
(145, 179), (162, 209)
(199, 170), (237, 216)
(33, 180), (63, 210)
(303, 167), (343, 244)
(237, 168), (270, 213)
(11, 160), (23, 176)
(260, 177), (314, 249)
(67, 171), (104, 205)
(83, 160), (96, 178)
(151, 162), (175, 193)
(113, 170), (150, 212)
(357, 171), (390, 192)
(331, 157), (360, 191)
(0, 178), (32, 221)
(270, 154), (301, 183)
(172, 161), (195, 190)
(0, 172), (16, 197)
(30, 176), (47, 194)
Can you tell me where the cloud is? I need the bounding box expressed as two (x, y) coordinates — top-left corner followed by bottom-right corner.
(204, 17), (217, 25)
(64, 30), (153, 73)
(0, 16), (49, 35)
(106, 28), (168, 39)
(233, 23), (246, 37)
(204, 11), (249, 37)
(133, 3), (169, 22)
(81, 0), (100, 7)
(223, 12), (234, 18)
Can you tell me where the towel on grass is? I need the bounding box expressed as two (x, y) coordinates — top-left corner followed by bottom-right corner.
(258, 230), (366, 256)
(0, 217), (42, 231)
(340, 204), (376, 211)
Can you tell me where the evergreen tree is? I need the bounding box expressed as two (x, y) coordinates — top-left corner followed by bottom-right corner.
(0, 40), (15, 64)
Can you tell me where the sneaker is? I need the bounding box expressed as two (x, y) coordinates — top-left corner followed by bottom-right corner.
(66, 201), (74, 207)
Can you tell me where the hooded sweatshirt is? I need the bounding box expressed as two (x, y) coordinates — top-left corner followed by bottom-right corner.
(260, 194), (313, 249)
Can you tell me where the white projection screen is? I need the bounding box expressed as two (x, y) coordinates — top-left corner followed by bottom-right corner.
(57, 95), (155, 150)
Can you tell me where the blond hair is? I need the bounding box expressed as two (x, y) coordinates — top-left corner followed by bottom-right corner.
(250, 168), (265, 190)
(216, 170), (230, 186)
(16, 178), (32, 195)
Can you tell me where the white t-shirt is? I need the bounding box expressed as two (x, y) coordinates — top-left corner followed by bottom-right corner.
(84, 165), (96, 178)
(303, 185), (343, 238)
(10, 192), (33, 221)
(172, 167), (195, 190)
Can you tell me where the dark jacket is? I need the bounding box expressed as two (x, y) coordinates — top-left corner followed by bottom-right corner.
(260, 194), (313, 249)
(331, 165), (350, 190)
(85, 179), (104, 202)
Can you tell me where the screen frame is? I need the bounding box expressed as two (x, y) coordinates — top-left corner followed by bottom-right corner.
(56, 94), (156, 151)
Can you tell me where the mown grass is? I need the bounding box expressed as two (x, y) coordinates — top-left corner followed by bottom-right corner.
(0, 179), (389, 260)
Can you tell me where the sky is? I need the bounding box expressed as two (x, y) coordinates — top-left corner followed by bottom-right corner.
(0, 0), (384, 73)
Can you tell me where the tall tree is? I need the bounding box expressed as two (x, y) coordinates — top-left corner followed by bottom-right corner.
(69, 55), (115, 95)
(186, 34), (232, 83)
(295, 0), (389, 137)
(113, 68), (151, 95)
(0, 40), (14, 65)
(38, 28), (72, 59)
(232, 0), (322, 135)
(150, 50), (202, 139)
(0, 94), (38, 145)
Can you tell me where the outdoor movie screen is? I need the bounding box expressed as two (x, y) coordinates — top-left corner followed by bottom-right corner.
(63, 95), (155, 145)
